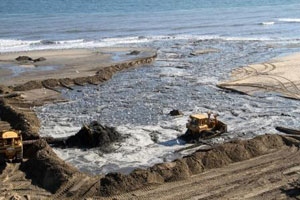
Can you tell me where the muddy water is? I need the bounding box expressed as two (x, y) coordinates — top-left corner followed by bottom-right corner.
(36, 38), (300, 174)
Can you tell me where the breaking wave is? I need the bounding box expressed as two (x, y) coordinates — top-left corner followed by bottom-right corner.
(260, 22), (275, 26)
(0, 35), (281, 53)
(278, 18), (300, 23)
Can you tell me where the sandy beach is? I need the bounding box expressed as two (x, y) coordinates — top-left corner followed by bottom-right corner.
(218, 52), (300, 100)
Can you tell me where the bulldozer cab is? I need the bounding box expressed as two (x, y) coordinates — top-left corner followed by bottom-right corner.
(184, 112), (227, 140)
(0, 131), (22, 146)
(189, 114), (210, 126)
(0, 130), (23, 162)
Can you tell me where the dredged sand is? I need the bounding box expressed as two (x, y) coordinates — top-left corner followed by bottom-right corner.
(218, 53), (300, 100)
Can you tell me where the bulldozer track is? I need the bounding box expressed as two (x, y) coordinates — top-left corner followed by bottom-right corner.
(98, 147), (300, 200)
(0, 163), (51, 199)
(51, 176), (78, 199)
(51, 174), (96, 199)
(79, 178), (100, 199)
(221, 62), (300, 99)
(266, 74), (300, 94)
(262, 63), (276, 73)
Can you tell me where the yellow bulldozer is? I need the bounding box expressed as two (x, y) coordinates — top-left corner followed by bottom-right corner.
(0, 130), (23, 163)
(183, 112), (227, 141)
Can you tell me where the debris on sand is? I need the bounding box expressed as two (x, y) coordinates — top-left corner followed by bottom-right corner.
(15, 56), (46, 63)
(15, 56), (33, 62)
(33, 57), (46, 62)
(65, 121), (123, 149)
(127, 50), (140, 55)
(169, 109), (183, 116)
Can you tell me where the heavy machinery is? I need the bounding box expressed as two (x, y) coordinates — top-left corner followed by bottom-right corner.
(182, 112), (227, 141)
(0, 130), (23, 163)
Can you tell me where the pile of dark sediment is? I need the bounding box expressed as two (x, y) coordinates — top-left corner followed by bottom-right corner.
(168, 109), (183, 116)
(15, 56), (46, 63)
(98, 134), (299, 196)
(64, 121), (123, 149)
(21, 139), (78, 193)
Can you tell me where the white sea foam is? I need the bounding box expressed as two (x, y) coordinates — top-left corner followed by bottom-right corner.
(278, 18), (300, 23)
(0, 35), (278, 53)
(261, 22), (275, 26)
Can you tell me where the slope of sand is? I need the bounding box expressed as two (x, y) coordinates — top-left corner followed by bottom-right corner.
(101, 145), (300, 200)
(218, 53), (300, 99)
(2, 134), (300, 199)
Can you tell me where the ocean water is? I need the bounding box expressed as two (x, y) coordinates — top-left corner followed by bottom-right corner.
(1, 0), (300, 52)
(3, 1), (300, 174)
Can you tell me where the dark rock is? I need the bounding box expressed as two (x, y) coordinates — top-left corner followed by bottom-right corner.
(169, 109), (183, 116)
(127, 50), (140, 55)
(65, 121), (123, 148)
(15, 56), (33, 62)
(33, 57), (46, 62)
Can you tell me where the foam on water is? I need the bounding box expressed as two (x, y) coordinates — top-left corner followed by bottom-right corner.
(0, 35), (285, 53)
(278, 18), (300, 23)
(35, 37), (300, 174)
(261, 22), (275, 26)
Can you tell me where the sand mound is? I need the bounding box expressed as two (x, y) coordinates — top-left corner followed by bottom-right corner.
(98, 134), (298, 196)
(20, 139), (78, 193)
(0, 99), (39, 139)
(0, 85), (12, 94)
(65, 121), (123, 149)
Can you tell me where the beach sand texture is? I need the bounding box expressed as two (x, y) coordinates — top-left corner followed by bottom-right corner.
(218, 53), (300, 100)
(0, 47), (154, 86)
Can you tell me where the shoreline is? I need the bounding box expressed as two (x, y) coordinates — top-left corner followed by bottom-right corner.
(0, 47), (157, 140)
(1, 48), (300, 199)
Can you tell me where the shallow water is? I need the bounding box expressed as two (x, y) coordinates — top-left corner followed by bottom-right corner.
(35, 38), (300, 174)
(0, 64), (58, 82)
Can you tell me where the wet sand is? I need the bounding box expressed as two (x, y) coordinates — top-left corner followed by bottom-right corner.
(218, 53), (300, 100)
(0, 47), (155, 86)
(0, 47), (156, 105)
